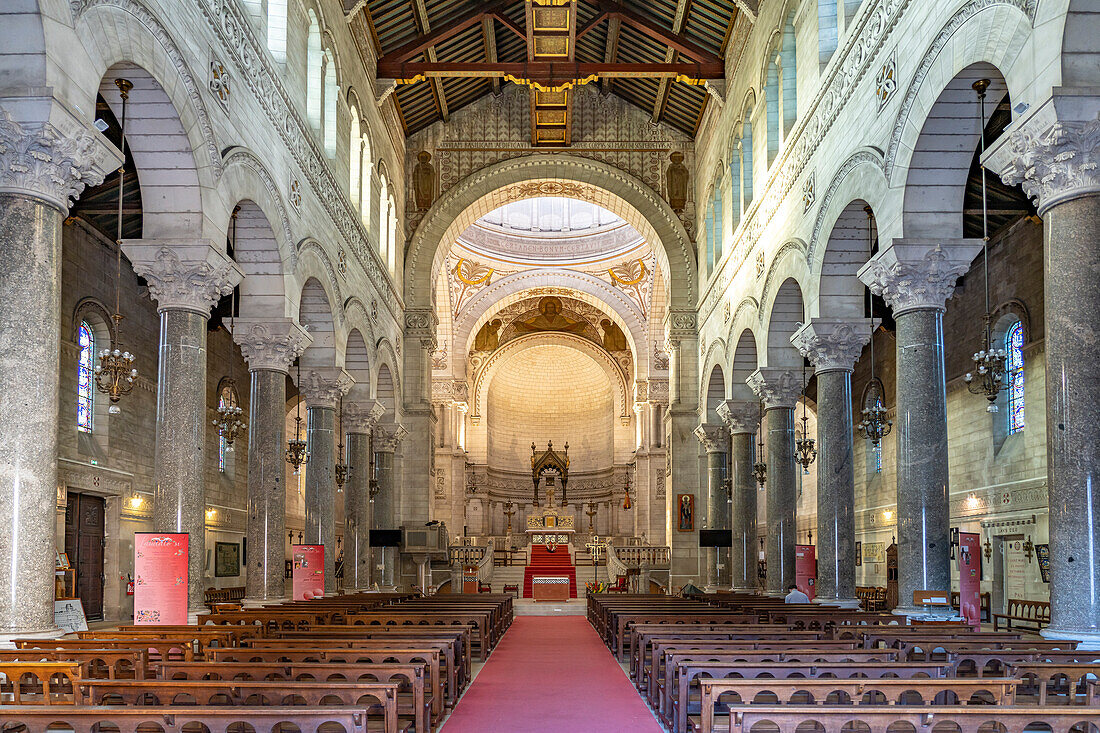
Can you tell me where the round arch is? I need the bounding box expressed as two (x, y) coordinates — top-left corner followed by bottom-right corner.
(729, 327), (760, 402)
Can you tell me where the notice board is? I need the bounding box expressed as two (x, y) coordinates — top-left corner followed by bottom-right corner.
(134, 532), (189, 625)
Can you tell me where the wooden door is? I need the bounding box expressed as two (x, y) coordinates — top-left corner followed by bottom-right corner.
(64, 492), (105, 621)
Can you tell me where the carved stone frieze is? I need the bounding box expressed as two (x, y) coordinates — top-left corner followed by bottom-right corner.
(232, 318), (312, 373)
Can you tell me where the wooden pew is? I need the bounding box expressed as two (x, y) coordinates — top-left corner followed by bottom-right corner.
(0, 649), (146, 680)
(15, 638), (194, 663)
(0, 662), (81, 704)
(1009, 662), (1100, 704)
(0, 704), (378, 733)
(348, 611), (493, 661)
(994, 598), (1051, 632)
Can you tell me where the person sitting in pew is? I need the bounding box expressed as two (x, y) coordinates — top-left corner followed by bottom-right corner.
(784, 585), (809, 604)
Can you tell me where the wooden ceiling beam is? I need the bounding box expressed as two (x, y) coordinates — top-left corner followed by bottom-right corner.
(411, 0), (449, 122)
(482, 16), (501, 94)
(491, 10), (527, 42)
(596, 0), (721, 64)
(599, 16), (620, 94)
(378, 0), (516, 65)
(651, 0), (691, 123)
(576, 11), (608, 41)
(377, 59), (724, 79)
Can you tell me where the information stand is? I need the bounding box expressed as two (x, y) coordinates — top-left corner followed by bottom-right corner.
(134, 533), (189, 625)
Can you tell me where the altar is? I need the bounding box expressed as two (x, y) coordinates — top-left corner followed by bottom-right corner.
(523, 444), (578, 598)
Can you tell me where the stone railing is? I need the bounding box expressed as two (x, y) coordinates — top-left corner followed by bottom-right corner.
(606, 543), (629, 583)
(448, 545), (486, 566)
(477, 542), (494, 585)
(610, 545), (672, 569)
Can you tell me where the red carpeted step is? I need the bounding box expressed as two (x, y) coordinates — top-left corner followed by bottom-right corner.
(522, 546), (578, 598)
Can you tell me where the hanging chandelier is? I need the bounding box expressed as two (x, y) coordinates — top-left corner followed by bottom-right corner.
(212, 214), (246, 451)
(622, 471), (632, 510)
(752, 401), (767, 489)
(963, 78), (1007, 412)
(334, 396), (351, 492)
(856, 205), (893, 447)
(794, 363), (817, 473)
(94, 77), (138, 413)
(286, 362), (310, 474)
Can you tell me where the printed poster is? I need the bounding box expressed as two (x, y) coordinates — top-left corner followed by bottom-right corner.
(292, 544), (325, 600)
(134, 532), (189, 625)
(54, 599), (89, 634)
(958, 532), (982, 630)
(795, 544), (816, 601)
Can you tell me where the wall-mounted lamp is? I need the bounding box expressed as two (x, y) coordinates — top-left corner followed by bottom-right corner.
(983, 538), (992, 561)
(128, 494), (144, 510)
(1024, 536), (1034, 562)
(883, 510), (894, 522)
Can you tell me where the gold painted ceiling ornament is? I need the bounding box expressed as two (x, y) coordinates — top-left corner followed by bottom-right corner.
(608, 258), (649, 287)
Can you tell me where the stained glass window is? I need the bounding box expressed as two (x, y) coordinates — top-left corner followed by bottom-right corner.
(1006, 321), (1025, 434)
(77, 322), (94, 432)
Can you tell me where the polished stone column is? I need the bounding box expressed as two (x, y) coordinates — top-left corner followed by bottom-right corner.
(373, 424), (408, 587)
(298, 368), (352, 595)
(123, 240), (243, 615)
(986, 92), (1100, 645)
(718, 401), (760, 592)
(859, 239), (980, 616)
(344, 400), (385, 590)
(793, 319), (872, 608)
(234, 319), (311, 606)
(694, 424), (728, 588)
(748, 368), (802, 596)
(0, 106), (116, 640)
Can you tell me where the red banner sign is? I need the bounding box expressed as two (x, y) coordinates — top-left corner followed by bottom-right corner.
(292, 544), (325, 600)
(795, 544), (816, 601)
(958, 532), (982, 630)
(134, 533), (189, 625)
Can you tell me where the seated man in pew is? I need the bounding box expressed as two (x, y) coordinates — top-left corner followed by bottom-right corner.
(784, 584), (810, 604)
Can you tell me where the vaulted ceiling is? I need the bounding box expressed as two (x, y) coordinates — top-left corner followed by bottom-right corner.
(347, 0), (740, 140)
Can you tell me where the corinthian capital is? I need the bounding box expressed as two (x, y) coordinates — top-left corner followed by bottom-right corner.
(693, 424), (727, 453)
(121, 240), (244, 315)
(374, 424), (409, 452)
(0, 105), (121, 212)
(857, 239), (982, 315)
(297, 367), (353, 408)
(717, 400), (759, 434)
(984, 91), (1100, 215)
(791, 318), (874, 373)
(344, 400), (385, 434)
(232, 318), (312, 373)
(747, 367), (802, 410)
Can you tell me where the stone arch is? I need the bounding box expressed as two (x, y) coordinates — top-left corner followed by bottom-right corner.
(219, 147), (297, 268)
(764, 279), (806, 369)
(806, 148), (888, 271)
(705, 364), (726, 422)
(815, 199), (879, 321)
(344, 329), (371, 402)
(701, 339), (729, 402)
(884, 1), (1033, 186)
(470, 333), (630, 422)
(295, 239), (344, 325)
(375, 361), (397, 420)
(759, 239), (811, 327)
(729, 328), (760, 402)
(297, 277), (337, 368)
(224, 197), (292, 319)
(342, 297), (377, 354)
(404, 155), (696, 313)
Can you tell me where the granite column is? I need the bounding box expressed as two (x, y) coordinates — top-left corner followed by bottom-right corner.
(694, 424), (728, 588)
(122, 241), (243, 616)
(374, 424), (408, 587)
(748, 368), (802, 596)
(859, 239), (981, 616)
(793, 319), (872, 608)
(234, 319), (311, 606)
(344, 401), (384, 590)
(719, 401), (761, 592)
(0, 105), (116, 640)
(298, 368), (352, 595)
(987, 92), (1100, 645)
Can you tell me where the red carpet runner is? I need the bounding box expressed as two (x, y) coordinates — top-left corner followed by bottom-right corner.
(522, 545), (578, 598)
(441, 617), (662, 733)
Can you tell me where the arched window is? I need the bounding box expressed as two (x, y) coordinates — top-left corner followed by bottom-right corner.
(712, 182), (724, 265)
(267, 0), (289, 64)
(323, 49), (338, 157)
(1006, 321), (1024, 434)
(360, 136), (372, 226)
(818, 0), (838, 68)
(780, 11), (797, 137)
(306, 11), (322, 129)
(704, 198), (715, 275)
(741, 118), (754, 207)
(387, 194), (398, 275)
(378, 173), (389, 260)
(728, 146), (741, 229)
(349, 107), (362, 209)
(764, 59), (780, 166)
(77, 321), (95, 433)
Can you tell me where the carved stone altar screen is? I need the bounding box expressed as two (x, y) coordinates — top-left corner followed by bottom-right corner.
(531, 440), (569, 506)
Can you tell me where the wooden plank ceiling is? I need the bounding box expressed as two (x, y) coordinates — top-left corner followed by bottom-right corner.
(349, 0), (738, 141)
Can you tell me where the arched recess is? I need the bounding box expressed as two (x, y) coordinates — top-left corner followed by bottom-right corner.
(885, 2), (1033, 187)
(816, 200), (878, 320)
(228, 200), (290, 319)
(470, 333), (630, 422)
(705, 365), (726, 423)
(760, 239), (812, 333)
(405, 155), (696, 313)
(806, 148), (888, 273)
(298, 277), (337, 367)
(376, 363), (396, 421)
(764, 279), (806, 369)
(344, 329), (371, 402)
(730, 328), (760, 402)
(218, 147), (297, 274)
(295, 239), (344, 326)
(1062, 0), (1100, 87)
(700, 339), (728, 401)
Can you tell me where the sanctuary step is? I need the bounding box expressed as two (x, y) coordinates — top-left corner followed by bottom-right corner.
(523, 545), (578, 599)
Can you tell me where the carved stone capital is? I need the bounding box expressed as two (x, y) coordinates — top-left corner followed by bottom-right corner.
(649, 379), (670, 404)
(232, 318), (312, 373)
(857, 239), (982, 316)
(747, 367), (802, 410)
(121, 240), (244, 315)
(374, 424), (409, 452)
(666, 309), (698, 337)
(0, 104), (120, 212)
(716, 400), (759, 434)
(694, 424), (727, 453)
(791, 318), (875, 373)
(343, 400), (385, 434)
(404, 308), (438, 334)
(984, 91), (1100, 215)
(296, 367), (353, 408)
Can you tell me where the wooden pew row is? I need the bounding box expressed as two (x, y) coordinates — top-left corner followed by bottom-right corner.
(347, 612), (494, 661)
(0, 662), (82, 704)
(0, 649), (146, 681)
(0, 705), (386, 733)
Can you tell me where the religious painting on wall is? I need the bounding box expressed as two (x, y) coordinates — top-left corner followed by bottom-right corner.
(214, 541), (240, 577)
(677, 493), (694, 532)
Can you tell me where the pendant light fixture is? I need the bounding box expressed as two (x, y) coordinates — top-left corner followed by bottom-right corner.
(94, 77), (139, 412)
(963, 78), (1008, 411)
(752, 401), (767, 490)
(213, 209), (246, 450)
(856, 206), (892, 447)
(794, 362), (817, 473)
(335, 394), (351, 492)
(286, 362), (310, 473)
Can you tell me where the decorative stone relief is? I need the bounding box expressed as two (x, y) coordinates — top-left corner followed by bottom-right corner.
(791, 318), (874, 372)
(123, 244), (243, 315)
(337, 250), (347, 275)
(717, 400), (759, 434)
(875, 48), (897, 111)
(343, 400), (385, 433)
(802, 171), (816, 213)
(649, 379), (669, 403)
(0, 110), (116, 211)
(233, 318), (312, 373)
(747, 368), (802, 410)
(723, 300), (731, 323)
(431, 347), (448, 371)
(755, 251), (765, 279)
(694, 424), (727, 453)
(288, 179), (302, 214)
(653, 345), (670, 371)
(209, 57), (230, 113)
(298, 368), (353, 408)
(857, 240), (982, 315)
(374, 424), (409, 452)
(656, 472), (666, 499)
